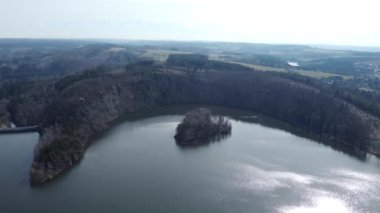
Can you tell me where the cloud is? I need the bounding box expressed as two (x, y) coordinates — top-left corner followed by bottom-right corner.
(0, 0), (379, 45)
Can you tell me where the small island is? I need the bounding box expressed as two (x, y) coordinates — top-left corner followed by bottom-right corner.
(174, 108), (232, 145)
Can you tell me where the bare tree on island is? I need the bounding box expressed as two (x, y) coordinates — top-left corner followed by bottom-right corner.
(174, 108), (232, 145)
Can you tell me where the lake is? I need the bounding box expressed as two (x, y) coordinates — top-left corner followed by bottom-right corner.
(0, 106), (380, 213)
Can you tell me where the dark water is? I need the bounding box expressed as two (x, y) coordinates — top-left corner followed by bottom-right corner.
(1, 106), (380, 213)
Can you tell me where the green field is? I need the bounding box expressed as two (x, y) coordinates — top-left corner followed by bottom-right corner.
(214, 59), (351, 79)
(142, 49), (352, 80)
(141, 49), (191, 61)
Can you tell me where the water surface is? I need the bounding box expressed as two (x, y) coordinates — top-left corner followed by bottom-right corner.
(0, 107), (379, 213)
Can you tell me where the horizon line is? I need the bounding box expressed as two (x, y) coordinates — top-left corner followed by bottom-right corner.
(0, 37), (380, 49)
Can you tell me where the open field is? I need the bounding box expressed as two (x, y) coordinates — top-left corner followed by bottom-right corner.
(213, 59), (351, 79)
(141, 49), (191, 61)
(141, 49), (352, 79)
(291, 69), (352, 79)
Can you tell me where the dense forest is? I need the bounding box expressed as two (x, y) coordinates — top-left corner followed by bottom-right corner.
(1, 40), (380, 185)
(25, 58), (379, 184)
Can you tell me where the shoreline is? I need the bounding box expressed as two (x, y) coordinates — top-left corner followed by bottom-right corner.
(0, 125), (40, 134)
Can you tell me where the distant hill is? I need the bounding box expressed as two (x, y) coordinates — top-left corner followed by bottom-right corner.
(311, 44), (380, 52)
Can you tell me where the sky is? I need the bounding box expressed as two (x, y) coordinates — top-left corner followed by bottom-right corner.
(1, 0), (379, 46)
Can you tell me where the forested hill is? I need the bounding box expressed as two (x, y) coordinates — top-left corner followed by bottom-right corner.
(7, 55), (377, 184)
(0, 40), (139, 79)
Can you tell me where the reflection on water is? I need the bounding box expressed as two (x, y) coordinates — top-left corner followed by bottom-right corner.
(0, 106), (379, 213)
(122, 105), (369, 161)
(232, 161), (380, 212)
(234, 111), (368, 162)
(282, 197), (354, 213)
(175, 131), (232, 149)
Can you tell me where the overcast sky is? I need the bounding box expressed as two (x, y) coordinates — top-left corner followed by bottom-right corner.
(1, 0), (379, 46)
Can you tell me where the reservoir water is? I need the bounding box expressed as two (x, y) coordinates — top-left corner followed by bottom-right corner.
(0, 106), (379, 213)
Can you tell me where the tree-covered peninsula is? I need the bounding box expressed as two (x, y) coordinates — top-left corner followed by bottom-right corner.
(2, 53), (379, 185)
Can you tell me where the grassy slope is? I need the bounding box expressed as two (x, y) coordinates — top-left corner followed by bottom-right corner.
(141, 48), (352, 79)
(212, 59), (352, 79)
